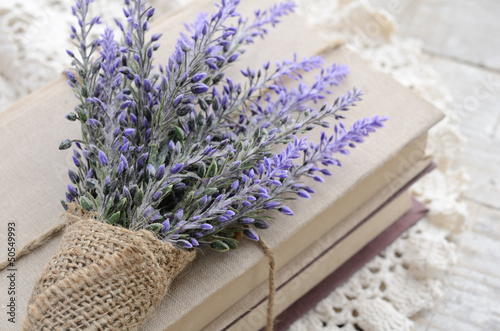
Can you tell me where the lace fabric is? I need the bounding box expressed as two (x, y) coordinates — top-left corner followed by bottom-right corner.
(0, 1), (467, 330)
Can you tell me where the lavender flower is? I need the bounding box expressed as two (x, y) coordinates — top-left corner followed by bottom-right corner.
(60, 0), (386, 252)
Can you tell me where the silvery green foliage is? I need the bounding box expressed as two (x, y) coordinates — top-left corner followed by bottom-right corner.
(61, 0), (387, 251)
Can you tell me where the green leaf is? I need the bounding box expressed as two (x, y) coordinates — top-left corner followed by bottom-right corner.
(146, 223), (163, 234)
(117, 198), (127, 211)
(207, 160), (218, 177)
(79, 196), (93, 211)
(222, 238), (239, 250)
(134, 189), (143, 206)
(210, 240), (230, 252)
(173, 126), (185, 141)
(202, 187), (218, 196)
(107, 211), (121, 224)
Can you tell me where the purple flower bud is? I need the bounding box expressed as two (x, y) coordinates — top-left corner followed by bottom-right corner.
(87, 118), (100, 127)
(122, 185), (131, 197)
(191, 72), (207, 83)
(298, 189), (311, 199)
(143, 79), (151, 92)
(280, 206), (294, 216)
(162, 219), (170, 232)
(123, 128), (135, 137)
(180, 38), (191, 52)
(190, 238), (199, 246)
(152, 191), (161, 201)
(313, 175), (325, 183)
(171, 163), (184, 174)
(304, 186), (315, 194)
(66, 50), (75, 57)
(67, 184), (78, 197)
(320, 169), (332, 176)
(130, 113), (137, 123)
(191, 83), (209, 94)
(228, 53), (240, 63)
(99, 150), (108, 165)
(201, 223), (213, 230)
(72, 156), (80, 167)
(173, 94), (184, 107)
(116, 161), (125, 175)
(156, 164), (165, 180)
(66, 70), (77, 83)
(243, 228), (259, 241)
(147, 164), (156, 177)
(137, 152), (149, 167)
(230, 180), (239, 190)
(264, 201), (280, 209)
(68, 169), (79, 184)
(149, 33), (162, 43)
(146, 8), (155, 18)
(86, 168), (94, 179)
(176, 240), (193, 249)
(174, 182), (186, 190)
(175, 208), (184, 221)
(239, 218), (254, 224)
(125, 31), (133, 46)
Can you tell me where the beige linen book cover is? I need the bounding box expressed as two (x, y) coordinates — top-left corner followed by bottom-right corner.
(0, 0), (442, 330)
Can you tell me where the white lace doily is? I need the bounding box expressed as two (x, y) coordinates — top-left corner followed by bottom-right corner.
(0, 1), (467, 330)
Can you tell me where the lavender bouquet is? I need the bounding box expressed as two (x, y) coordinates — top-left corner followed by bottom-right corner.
(24, 0), (386, 329)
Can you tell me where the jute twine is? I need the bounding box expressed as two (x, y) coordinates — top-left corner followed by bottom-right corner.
(18, 204), (196, 330)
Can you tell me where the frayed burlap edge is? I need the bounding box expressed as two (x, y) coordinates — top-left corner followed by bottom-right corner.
(23, 206), (196, 331)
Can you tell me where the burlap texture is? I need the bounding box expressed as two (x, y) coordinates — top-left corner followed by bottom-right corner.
(23, 217), (196, 330)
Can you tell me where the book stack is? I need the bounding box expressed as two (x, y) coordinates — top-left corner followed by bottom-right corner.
(139, 1), (444, 330)
(0, 0), (443, 330)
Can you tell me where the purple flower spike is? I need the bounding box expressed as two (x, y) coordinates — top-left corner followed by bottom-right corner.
(99, 150), (108, 165)
(191, 83), (209, 94)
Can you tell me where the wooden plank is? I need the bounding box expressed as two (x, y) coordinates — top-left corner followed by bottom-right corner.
(426, 56), (500, 209)
(368, 0), (500, 71)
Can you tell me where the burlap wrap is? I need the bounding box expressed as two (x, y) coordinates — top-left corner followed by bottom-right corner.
(23, 217), (196, 330)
